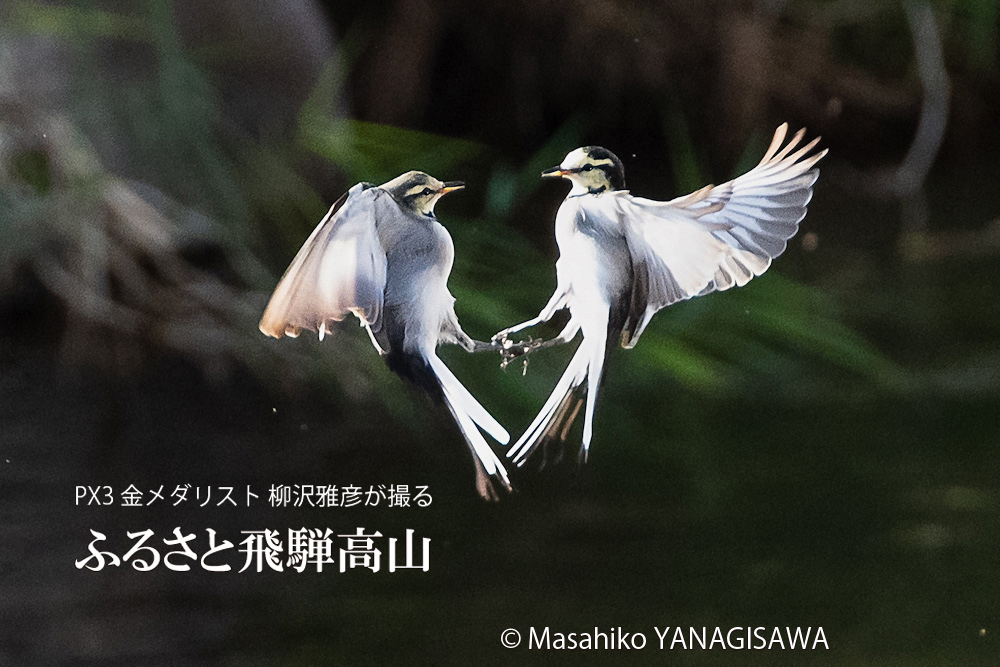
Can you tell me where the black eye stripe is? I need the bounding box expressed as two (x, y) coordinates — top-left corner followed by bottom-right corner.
(407, 186), (434, 199)
(574, 164), (610, 174)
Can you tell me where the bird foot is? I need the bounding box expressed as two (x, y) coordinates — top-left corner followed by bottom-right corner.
(497, 333), (547, 374)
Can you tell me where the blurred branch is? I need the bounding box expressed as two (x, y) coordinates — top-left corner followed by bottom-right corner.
(893, 0), (950, 197)
(8, 2), (148, 42)
(832, 0), (950, 201)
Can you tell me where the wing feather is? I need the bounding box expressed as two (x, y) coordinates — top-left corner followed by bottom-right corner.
(620, 125), (826, 347)
(259, 183), (391, 339)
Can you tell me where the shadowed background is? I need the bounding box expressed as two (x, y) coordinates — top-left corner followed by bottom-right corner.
(1, 0), (999, 665)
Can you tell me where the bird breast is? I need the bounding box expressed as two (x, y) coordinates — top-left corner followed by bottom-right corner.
(555, 196), (632, 313)
(380, 216), (455, 351)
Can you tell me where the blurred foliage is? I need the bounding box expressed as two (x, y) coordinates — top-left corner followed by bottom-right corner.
(2, 0), (998, 418)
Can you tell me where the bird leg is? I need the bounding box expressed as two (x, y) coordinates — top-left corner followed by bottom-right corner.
(491, 288), (570, 343)
(363, 323), (386, 354)
(496, 316), (580, 360)
(454, 335), (538, 376)
(462, 337), (535, 356)
(495, 328), (579, 374)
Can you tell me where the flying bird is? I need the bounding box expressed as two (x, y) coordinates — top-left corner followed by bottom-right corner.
(260, 171), (512, 500)
(496, 124), (827, 467)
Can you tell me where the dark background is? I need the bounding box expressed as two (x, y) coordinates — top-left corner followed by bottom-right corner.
(1, 0), (999, 664)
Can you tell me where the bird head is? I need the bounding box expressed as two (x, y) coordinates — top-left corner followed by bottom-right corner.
(381, 171), (464, 217)
(542, 146), (625, 195)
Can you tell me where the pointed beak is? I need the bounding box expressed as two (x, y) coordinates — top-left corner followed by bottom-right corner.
(541, 166), (569, 178)
(440, 181), (465, 195)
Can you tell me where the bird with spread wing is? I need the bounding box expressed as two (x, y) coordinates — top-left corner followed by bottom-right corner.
(495, 124), (827, 467)
(260, 171), (513, 500)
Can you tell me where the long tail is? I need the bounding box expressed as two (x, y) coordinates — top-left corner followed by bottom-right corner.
(425, 353), (512, 500)
(507, 326), (609, 467)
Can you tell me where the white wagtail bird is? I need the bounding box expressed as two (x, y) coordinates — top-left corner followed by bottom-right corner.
(495, 124), (827, 467)
(260, 171), (513, 500)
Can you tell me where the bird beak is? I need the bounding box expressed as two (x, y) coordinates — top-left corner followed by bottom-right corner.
(541, 166), (569, 178)
(440, 181), (465, 194)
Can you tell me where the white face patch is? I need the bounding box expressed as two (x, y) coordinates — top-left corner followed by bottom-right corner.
(560, 149), (615, 172)
(560, 147), (590, 171)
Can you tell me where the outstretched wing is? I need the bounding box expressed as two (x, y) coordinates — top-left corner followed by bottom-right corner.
(620, 124), (826, 347)
(259, 183), (391, 339)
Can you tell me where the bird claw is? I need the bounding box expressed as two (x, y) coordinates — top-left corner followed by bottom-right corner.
(498, 334), (550, 375)
(491, 329), (511, 344)
(500, 353), (530, 376)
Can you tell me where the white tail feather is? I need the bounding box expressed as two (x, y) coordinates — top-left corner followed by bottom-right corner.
(425, 353), (512, 498)
(508, 339), (594, 466)
(427, 354), (509, 444)
(579, 327), (608, 461)
(439, 385), (512, 491)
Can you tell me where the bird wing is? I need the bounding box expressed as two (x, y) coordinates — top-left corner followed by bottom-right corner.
(619, 124), (826, 347)
(259, 182), (391, 339)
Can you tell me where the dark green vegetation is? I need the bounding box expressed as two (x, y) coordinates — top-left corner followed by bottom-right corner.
(1, 1), (998, 665)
